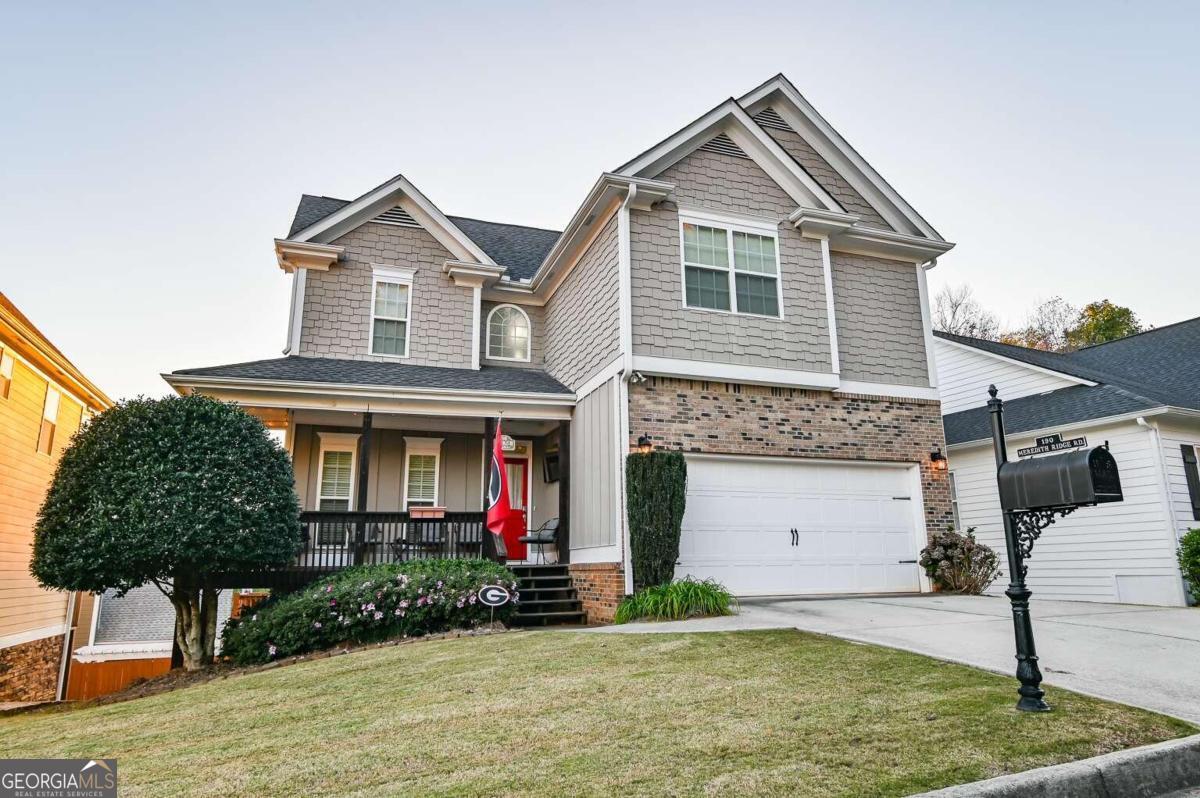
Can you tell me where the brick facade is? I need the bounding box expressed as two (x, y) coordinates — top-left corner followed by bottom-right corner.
(628, 377), (953, 538)
(568, 562), (625, 624)
(0, 634), (63, 702)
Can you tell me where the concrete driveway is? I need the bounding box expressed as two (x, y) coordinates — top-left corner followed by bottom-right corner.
(589, 594), (1200, 723)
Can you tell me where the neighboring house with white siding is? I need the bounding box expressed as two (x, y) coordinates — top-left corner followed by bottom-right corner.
(934, 322), (1200, 606)
(154, 74), (956, 623)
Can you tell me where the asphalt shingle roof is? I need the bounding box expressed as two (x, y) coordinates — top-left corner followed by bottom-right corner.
(284, 195), (562, 281)
(172, 356), (572, 395)
(445, 217), (560, 282)
(938, 317), (1200, 445)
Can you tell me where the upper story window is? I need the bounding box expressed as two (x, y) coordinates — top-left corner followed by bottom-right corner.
(369, 265), (414, 358)
(0, 349), (12, 399)
(37, 386), (59, 455)
(486, 304), (531, 362)
(680, 211), (782, 318)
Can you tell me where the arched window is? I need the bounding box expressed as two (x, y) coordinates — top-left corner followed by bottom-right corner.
(486, 304), (531, 362)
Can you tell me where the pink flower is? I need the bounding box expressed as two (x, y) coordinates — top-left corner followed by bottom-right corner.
(325, 585), (333, 593)
(398, 600), (410, 609)
(329, 599), (337, 606)
(313, 621), (322, 629)
(268, 644), (277, 658)
(373, 611), (383, 620)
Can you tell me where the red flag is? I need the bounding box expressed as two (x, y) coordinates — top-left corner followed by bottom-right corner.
(486, 419), (511, 539)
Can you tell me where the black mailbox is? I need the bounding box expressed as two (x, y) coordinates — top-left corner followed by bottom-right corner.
(997, 446), (1123, 512)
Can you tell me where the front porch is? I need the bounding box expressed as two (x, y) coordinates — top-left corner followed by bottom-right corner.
(220, 407), (574, 592)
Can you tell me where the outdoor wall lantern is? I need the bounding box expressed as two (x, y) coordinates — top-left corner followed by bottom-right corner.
(987, 385), (1123, 712)
(930, 447), (948, 471)
(636, 434), (654, 455)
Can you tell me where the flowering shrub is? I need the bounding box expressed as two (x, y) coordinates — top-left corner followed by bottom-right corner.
(919, 527), (1000, 595)
(221, 559), (517, 665)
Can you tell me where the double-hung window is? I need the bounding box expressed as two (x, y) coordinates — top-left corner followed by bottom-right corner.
(37, 386), (59, 455)
(315, 432), (359, 546)
(403, 437), (443, 509)
(681, 213), (782, 318)
(370, 265), (414, 357)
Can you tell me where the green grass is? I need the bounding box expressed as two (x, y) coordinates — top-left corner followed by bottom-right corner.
(0, 630), (1191, 797)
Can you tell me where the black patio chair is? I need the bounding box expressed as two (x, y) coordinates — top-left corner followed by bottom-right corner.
(518, 518), (559, 564)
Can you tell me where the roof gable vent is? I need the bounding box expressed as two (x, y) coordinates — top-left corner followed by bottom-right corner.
(372, 206), (421, 228)
(753, 107), (794, 133)
(698, 133), (750, 159)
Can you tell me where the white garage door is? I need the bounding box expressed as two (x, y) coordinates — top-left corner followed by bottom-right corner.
(676, 457), (925, 596)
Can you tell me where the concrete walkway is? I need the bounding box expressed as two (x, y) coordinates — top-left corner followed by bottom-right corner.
(588, 594), (1200, 723)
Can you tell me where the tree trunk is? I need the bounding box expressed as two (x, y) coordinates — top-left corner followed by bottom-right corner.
(169, 585), (220, 671)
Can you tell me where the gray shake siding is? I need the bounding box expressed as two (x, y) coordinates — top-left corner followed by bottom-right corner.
(480, 300), (545, 368)
(631, 147), (833, 372)
(757, 107), (893, 231)
(831, 252), (930, 387)
(300, 222), (473, 369)
(543, 213), (620, 390)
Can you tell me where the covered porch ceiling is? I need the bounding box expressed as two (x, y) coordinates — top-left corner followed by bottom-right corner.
(280, 407), (559, 438)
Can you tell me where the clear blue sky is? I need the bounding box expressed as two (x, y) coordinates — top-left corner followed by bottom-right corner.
(2, 1), (1197, 399)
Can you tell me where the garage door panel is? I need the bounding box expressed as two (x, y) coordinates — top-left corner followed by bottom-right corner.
(676, 457), (923, 596)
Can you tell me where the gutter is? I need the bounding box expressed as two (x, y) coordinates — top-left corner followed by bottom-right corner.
(945, 407), (1172, 451)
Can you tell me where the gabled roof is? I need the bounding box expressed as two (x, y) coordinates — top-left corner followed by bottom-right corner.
(738, 74), (943, 240)
(938, 318), (1200, 445)
(169, 356), (573, 395)
(446, 217), (561, 283)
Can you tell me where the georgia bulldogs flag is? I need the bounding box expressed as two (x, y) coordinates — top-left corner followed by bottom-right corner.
(485, 419), (511, 540)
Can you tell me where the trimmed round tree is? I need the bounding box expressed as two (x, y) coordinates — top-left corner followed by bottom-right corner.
(31, 394), (301, 671)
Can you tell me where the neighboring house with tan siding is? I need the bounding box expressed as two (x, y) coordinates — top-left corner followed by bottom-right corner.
(162, 74), (955, 623)
(0, 292), (110, 703)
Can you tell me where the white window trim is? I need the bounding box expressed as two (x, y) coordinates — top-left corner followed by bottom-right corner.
(0, 349), (13, 399)
(948, 470), (961, 531)
(677, 209), (785, 320)
(484, 303), (532, 363)
(315, 431), (359, 509)
(403, 436), (443, 510)
(369, 265), (415, 359)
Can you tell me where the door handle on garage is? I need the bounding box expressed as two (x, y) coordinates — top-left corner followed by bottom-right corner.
(897, 559), (917, 564)
(789, 528), (798, 547)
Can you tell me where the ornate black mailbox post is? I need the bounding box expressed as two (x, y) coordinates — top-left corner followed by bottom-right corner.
(987, 385), (1123, 711)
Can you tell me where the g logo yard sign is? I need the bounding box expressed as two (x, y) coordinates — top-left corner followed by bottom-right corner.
(478, 584), (512, 607)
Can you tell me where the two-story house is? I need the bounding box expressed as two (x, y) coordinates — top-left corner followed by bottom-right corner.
(0, 293), (110, 703)
(165, 74), (955, 623)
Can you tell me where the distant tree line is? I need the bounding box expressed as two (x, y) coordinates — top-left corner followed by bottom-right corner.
(933, 284), (1146, 352)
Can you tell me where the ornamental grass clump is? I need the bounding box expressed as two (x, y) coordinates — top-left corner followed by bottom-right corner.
(221, 559), (517, 665)
(919, 527), (1001, 595)
(614, 577), (736, 624)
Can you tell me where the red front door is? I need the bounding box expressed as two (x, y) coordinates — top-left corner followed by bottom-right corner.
(503, 458), (529, 559)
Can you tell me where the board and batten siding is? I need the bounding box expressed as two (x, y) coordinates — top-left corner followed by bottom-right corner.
(1155, 418), (1200, 548)
(950, 419), (1186, 606)
(934, 339), (1082, 415)
(569, 379), (618, 556)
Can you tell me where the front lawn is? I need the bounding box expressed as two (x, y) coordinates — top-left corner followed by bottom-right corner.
(0, 630), (1190, 797)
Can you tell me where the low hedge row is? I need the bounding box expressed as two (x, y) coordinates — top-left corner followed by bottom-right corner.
(221, 559), (518, 665)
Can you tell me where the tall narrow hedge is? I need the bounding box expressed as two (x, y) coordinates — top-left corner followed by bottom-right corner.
(626, 450), (687, 591)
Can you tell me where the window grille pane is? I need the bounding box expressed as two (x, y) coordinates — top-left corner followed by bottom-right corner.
(372, 318), (407, 356)
(733, 231), (777, 275)
(682, 223), (728, 268)
(487, 307), (530, 360)
(373, 282), (408, 319)
(735, 273), (779, 317)
(684, 266), (731, 311)
(320, 450), (353, 500)
(407, 453), (438, 504)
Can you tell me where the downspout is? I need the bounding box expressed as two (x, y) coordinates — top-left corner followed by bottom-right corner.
(617, 184), (638, 596)
(55, 591), (77, 701)
(1137, 416), (1189, 605)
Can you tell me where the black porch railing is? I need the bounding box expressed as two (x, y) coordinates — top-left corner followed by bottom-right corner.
(215, 511), (498, 591)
